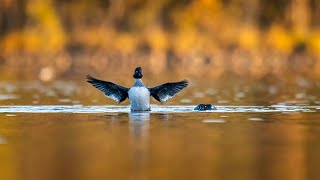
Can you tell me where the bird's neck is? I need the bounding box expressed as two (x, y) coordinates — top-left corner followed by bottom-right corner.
(133, 79), (145, 87)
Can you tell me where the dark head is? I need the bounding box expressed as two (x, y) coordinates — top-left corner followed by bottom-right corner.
(133, 67), (143, 79)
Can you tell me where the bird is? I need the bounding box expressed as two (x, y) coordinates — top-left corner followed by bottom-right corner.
(86, 67), (188, 111)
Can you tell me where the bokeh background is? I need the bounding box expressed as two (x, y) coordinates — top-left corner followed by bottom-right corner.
(1, 0), (320, 82)
(1, 2), (320, 180)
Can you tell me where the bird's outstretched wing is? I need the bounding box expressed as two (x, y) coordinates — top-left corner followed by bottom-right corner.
(148, 80), (188, 102)
(86, 75), (129, 103)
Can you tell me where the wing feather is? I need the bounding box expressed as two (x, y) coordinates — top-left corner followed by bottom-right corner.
(86, 75), (129, 103)
(149, 80), (188, 102)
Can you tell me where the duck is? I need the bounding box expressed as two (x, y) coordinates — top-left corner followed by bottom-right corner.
(87, 67), (188, 111)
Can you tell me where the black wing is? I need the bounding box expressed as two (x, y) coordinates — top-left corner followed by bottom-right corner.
(86, 75), (129, 103)
(149, 80), (188, 102)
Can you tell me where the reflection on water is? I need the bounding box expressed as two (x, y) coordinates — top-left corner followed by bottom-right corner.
(129, 112), (150, 138)
(129, 112), (150, 180)
(129, 112), (151, 121)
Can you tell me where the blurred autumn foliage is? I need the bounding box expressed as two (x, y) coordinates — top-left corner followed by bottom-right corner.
(0, 0), (320, 80)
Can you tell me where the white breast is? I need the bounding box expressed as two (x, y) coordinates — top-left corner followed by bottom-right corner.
(128, 87), (150, 111)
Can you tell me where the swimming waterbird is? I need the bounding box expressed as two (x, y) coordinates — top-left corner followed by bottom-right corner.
(87, 67), (188, 111)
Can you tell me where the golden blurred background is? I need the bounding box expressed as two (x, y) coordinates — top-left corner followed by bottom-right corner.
(0, 0), (320, 81)
(0, 2), (320, 180)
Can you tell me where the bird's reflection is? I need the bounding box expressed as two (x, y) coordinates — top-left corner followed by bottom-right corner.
(129, 111), (150, 138)
(128, 111), (150, 179)
(129, 111), (151, 121)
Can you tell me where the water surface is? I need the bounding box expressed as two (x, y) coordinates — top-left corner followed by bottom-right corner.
(0, 79), (319, 180)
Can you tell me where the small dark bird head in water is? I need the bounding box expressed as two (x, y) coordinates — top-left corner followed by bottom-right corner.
(133, 67), (143, 79)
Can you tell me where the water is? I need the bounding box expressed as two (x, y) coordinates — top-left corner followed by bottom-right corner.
(0, 79), (320, 180)
(0, 105), (318, 113)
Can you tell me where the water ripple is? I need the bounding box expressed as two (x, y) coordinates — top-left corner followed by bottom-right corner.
(0, 105), (319, 113)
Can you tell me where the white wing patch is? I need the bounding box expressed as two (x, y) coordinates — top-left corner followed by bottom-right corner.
(160, 94), (172, 102)
(106, 94), (120, 102)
